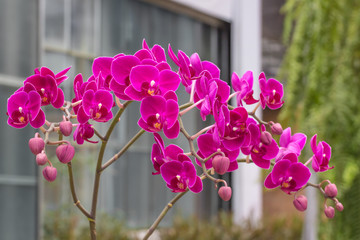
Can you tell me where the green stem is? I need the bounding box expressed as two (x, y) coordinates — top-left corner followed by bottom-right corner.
(100, 129), (145, 172)
(143, 191), (188, 240)
(89, 101), (131, 240)
(67, 162), (91, 218)
(143, 169), (211, 240)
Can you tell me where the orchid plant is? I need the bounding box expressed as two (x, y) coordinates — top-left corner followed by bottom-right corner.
(7, 40), (343, 239)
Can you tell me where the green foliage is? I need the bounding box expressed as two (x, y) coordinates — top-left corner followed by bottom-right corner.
(280, 0), (360, 238)
(160, 212), (303, 240)
(43, 207), (132, 240)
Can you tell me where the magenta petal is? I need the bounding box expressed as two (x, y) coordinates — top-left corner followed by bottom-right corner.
(8, 117), (27, 128)
(130, 65), (159, 92)
(160, 161), (182, 184)
(282, 152), (298, 163)
(227, 159), (239, 172)
(158, 70), (181, 94)
(279, 127), (291, 147)
(310, 134), (318, 153)
(263, 139), (279, 159)
(267, 78), (284, 96)
(252, 155), (271, 169)
(163, 90), (178, 102)
(112, 55), (140, 84)
(92, 57), (113, 77)
(292, 133), (307, 150)
(271, 160), (291, 183)
(231, 72), (241, 91)
(27, 91), (41, 120)
(138, 118), (153, 132)
(151, 45), (166, 62)
(29, 109), (45, 128)
(287, 163), (311, 187)
(82, 90), (95, 115)
(52, 88), (65, 108)
(140, 96), (166, 120)
(7, 91), (28, 113)
(134, 49), (152, 61)
(124, 85), (144, 101)
(156, 62), (171, 71)
(77, 106), (90, 124)
(311, 157), (320, 172)
(163, 120), (179, 139)
(202, 61), (220, 78)
(183, 161), (197, 186)
(94, 90), (114, 110)
(197, 133), (217, 157)
(189, 176), (203, 193)
(109, 79), (132, 100)
(215, 79), (230, 103)
(165, 99), (179, 128)
(168, 44), (180, 66)
(264, 173), (278, 189)
(165, 144), (183, 160)
(323, 142), (331, 159)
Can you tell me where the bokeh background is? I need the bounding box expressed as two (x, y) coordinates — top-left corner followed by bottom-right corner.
(1, 0), (358, 239)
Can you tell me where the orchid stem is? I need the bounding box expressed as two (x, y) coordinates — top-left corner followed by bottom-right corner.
(89, 101), (131, 240)
(100, 129), (145, 172)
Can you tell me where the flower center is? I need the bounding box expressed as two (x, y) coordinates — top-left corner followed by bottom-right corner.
(19, 116), (25, 123)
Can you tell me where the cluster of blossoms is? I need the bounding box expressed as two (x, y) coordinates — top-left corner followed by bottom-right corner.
(6, 40), (342, 239)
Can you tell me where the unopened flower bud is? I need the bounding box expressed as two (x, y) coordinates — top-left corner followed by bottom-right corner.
(212, 155), (230, 175)
(218, 186), (232, 201)
(42, 166), (57, 182)
(36, 152), (48, 166)
(260, 131), (273, 145)
(56, 144), (75, 164)
(293, 195), (307, 211)
(335, 202), (344, 212)
(29, 137), (45, 155)
(271, 123), (283, 135)
(325, 183), (338, 198)
(59, 121), (73, 136)
(324, 206), (335, 219)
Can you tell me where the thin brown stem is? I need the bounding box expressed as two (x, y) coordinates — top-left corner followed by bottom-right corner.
(67, 162), (91, 218)
(89, 101), (132, 240)
(100, 129), (145, 172)
(143, 191), (188, 240)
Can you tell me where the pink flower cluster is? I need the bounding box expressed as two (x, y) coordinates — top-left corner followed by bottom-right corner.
(6, 40), (341, 218)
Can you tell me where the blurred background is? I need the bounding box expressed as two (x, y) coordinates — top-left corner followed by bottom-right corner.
(0, 0), (359, 239)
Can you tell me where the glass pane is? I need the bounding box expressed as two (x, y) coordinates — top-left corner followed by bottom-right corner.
(0, 0), (39, 77)
(0, 185), (37, 240)
(45, 0), (65, 45)
(0, 86), (37, 176)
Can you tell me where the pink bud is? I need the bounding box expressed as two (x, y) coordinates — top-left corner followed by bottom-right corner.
(28, 137), (45, 155)
(56, 144), (75, 163)
(335, 202), (344, 212)
(218, 186), (232, 201)
(260, 131), (273, 145)
(59, 121), (73, 136)
(324, 206), (335, 219)
(325, 183), (338, 198)
(42, 166), (57, 182)
(271, 123), (283, 135)
(212, 155), (230, 175)
(293, 195), (307, 211)
(36, 152), (48, 166)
